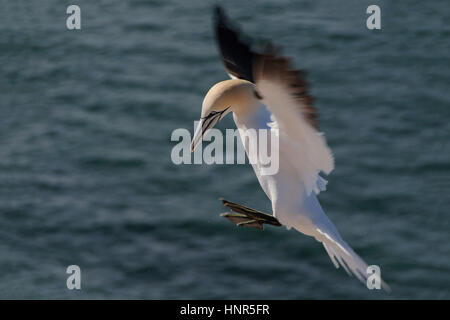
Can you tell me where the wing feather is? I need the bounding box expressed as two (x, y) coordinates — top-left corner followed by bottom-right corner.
(214, 6), (255, 82)
(254, 53), (318, 129)
(254, 71), (334, 194)
(214, 5), (334, 194)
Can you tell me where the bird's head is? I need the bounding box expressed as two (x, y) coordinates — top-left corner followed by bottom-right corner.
(190, 79), (257, 152)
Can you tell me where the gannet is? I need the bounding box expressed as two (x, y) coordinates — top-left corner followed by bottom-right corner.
(190, 6), (389, 291)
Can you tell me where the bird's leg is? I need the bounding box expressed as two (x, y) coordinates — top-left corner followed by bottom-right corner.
(219, 198), (282, 230)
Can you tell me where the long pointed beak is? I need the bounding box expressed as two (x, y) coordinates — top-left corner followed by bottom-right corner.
(190, 118), (206, 152)
(190, 108), (229, 152)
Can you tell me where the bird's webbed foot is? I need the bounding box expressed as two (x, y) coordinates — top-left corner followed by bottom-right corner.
(219, 198), (281, 230)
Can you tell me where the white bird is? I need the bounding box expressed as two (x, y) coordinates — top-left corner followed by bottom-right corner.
(190, 6), (389, 291)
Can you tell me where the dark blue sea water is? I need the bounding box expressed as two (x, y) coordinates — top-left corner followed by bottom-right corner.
(0, 0), (449, 299)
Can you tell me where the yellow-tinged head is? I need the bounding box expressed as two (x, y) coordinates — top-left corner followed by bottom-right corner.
(190, 79), (258, 152)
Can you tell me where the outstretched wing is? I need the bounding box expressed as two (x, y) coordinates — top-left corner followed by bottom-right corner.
(214, 6), (256, 81)
(214, 5), (333, 195)
(253, 54), (334, 195)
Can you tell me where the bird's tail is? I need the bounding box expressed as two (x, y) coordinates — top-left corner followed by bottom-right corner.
(314, 224), (391, 292)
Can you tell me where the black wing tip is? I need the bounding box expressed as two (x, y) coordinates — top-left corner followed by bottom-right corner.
(212, 4), (256, 82)
(214, 5), (226, 25)
(214, 4), (223, 15)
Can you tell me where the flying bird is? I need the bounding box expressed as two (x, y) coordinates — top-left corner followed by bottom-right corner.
(190, 6), (389, 291)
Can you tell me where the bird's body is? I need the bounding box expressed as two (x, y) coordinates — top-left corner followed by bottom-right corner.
(189, 7), (389, 291)
(229, 81), (379, 287)
(233, 98), (325, 237)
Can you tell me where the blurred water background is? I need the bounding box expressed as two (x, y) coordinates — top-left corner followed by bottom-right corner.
(0, 0), (449, 299)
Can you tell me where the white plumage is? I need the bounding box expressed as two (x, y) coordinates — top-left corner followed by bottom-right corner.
(232, 81), (389, 291)
(190, 6), (389, 291)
